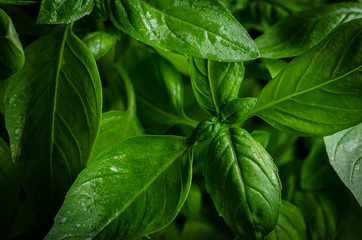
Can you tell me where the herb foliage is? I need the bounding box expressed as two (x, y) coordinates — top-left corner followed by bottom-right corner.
(0, 0), (361, 239)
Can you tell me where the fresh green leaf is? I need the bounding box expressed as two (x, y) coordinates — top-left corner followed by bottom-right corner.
(324, 123), (362, 206)
(255, 2), (362, 58)
(0, 137), (20, 238)
(265, 200), (307, 240)
(251, 19), (362, 136)
(300, 138), (337, 190)
(156, 48), (190, 76)
(250, 130), (270, 149)
(189, 116), (222, 146)
(82, 31), (118, 60)
(294, 191), (338, 240)
(204, 127), (281, 239)
(123, 47), (197, 133)
(45, 135), (192, 240)
(0, 8), (24, 80)
(4, 25), (102, 221)
(37, 0), (94, 24)
(263, 59), (288, 78)
(220, 97), (257, 125)
(106, 0), (259, 61)
(190, 57), (245, 116)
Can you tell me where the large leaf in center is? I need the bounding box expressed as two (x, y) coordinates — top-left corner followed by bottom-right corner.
(204, 127), (281, 239)
(45, 135), (192, 240)
(106, 0), (259, 61)
(4, 25), (102, 221)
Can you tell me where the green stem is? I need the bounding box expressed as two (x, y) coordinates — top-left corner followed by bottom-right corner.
(114, 65), (136, 113)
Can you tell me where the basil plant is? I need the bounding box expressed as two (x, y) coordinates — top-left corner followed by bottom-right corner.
(0, 0), (361, 239)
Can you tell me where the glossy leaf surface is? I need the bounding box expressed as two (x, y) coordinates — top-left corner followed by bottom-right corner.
(189, 116), (221, 146)
(263, 59), (288, 78)
(46, 135), (192, 240)
(83, 31), (118, 60)
(0, 8), (24, 80)
(255, 3), (362, 58)
(0, 137), (20, 238)
(123, 47), (196, 133)
(252, 19), (362, 136)
(190, 57), (245, 116)
(37, 0), (94, 24)
(106, 0), (259, 61)
(250, 130), (270, 149)
(220, 97), (257, 125)
(324, 123), (362, 206)
(204, 127), (281, 239)
(5, 25), (102, 221)
(156, 48), (190, 76)
(265, 201), (307, 240)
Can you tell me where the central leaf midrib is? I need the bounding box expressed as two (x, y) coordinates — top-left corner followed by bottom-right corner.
(251, 66), (361, 116)
(225, 128), (257, 233)
(93, 145), (187, 238)
(49, 26), (70, 203)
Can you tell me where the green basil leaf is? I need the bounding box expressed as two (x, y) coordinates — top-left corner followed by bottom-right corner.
(236, 0), (290, 32)
(37, 0), (94, 24)
(82, 31), (118, 60)
(300, 138), (337, 190)
(123, 47), (196, 133)
(250, 130), (270, 149)
(294, 191), (338, 240)
(0, 8), (24, 80)
(251, 19), (362, 137)
(263, 59), (288, 78)
(189, 116), (222, 146)
(106, 0), (259, 61)
(204, 127), (281, 239)
(156, 48), (190, 76)
(89, 110), (143, 163)
(4, 25), (102, 221)
(255, 2), (362, 58)
(265, 200), (307, 240)
(45, 135), (192, 240)
(190, 57), (245, 116)
(324, 123), (362, 206)
(220, 97), (257, 125)
(0, 137), (20, 238)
